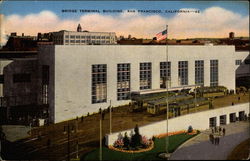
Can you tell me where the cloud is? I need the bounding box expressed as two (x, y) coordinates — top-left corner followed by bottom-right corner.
(2, 7), (249, 45)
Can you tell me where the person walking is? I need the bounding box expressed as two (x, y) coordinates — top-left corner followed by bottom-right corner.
(223, 128), (226, 137)
(219, 127), (222, 135)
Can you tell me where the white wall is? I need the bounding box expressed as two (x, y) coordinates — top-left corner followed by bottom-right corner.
(105, 103), (249, 145)
(40, 45), (238, 123)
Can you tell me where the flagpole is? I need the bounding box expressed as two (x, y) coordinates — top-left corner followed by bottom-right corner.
(166, 24), (169, 158)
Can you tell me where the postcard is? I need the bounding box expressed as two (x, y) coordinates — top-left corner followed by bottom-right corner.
(0, 1), (249, 161)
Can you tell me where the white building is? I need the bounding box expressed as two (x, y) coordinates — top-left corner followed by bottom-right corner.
(51, 24), (117, 45)
(37, 45), (249, 123)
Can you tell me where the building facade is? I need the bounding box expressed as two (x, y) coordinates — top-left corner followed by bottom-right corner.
(37, 45), (249, 123)
(51, 30), (117, 45)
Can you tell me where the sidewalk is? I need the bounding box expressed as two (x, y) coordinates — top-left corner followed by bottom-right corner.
(169, 121), (250, 160)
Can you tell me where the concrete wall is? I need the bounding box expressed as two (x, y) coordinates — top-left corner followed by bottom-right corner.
(235, 51), (250, 78)
(49, 45), (237, 123)
(105, 103), (249, 145)
(0, 60), (12, 97)
(3, 58), (38, 106)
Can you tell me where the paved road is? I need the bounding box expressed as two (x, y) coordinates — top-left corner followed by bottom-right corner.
(170, 121), (250, 160)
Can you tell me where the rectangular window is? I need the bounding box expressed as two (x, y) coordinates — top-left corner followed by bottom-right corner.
(13, 73), (31, 83)
(76, 40), (80, 43)
(178, 61), (188, 85)
(42, 65), (49, 104)
(76, 36), (80, 39)
(92, 64), (107, 103)
(92, 36), (96, 39)
(117, 64), (131, 100)
(65, 35), (69, 38)
(195, 60), (204, 85)
(70, 40), (75, 43)
(160, 62), (171, 88)
(81, 40), (86, 43)
(210, 60), (218, 86)
(140, 62), (151, 90)
(70, 35), (75, 39)
(81, 36), (85, 39)
(0, 75), (4, 84)
(65, 40), (69, 43)
(235, 60), (242, 65)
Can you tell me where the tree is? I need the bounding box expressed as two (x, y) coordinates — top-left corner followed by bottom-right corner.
(131, 124), (142, 148)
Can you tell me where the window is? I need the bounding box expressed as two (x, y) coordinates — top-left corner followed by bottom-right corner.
(70, 40), (75, 43)
(42, 65), (49, 104)
(106, 36), (110, 39)
(70, 35), (75, 39)
(92, 64), (107, 103)
(235, 60), (242, 65)
(76, 36), (80, 39)
(81, 36), (85, 39)
(81, 40), (86, 43)
(195, 60), (204, 85)
(160, 62), (171, 88)
(92, 36), (96, 39)
(0, 75), (4, 84)
(140, 62), (151, 90)
(101, 36), (105, 39)
(117, 64), (130, 100)
(13, 74), (31, 83)
(65, 35), (69, 38)
(76, 40), (80, 43)
(178, 61), (188, 85)
(210, 60), (218, 86)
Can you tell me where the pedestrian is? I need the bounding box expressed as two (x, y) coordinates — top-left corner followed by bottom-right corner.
(232, 102), (234, 106)
(81, 116), (84, 122)
(219, 127), (222, 135)
(223, 128), (226, 136)
(218, 137), (220, 145)
(209, 134), (213, 144)
(211, 134), (214, 144)
(238, 96), (240, 101)
(212, 128), (214, 134)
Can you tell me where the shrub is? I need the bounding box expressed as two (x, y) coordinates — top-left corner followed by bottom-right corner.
(123, 132), (130, 149)
(188, 126), (193, 133)
(114, 139), (124, 148)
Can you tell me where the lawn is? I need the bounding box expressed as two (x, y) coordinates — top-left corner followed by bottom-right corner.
(81, 132), (198, 161)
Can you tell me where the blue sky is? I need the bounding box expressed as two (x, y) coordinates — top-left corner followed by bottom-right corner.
(2, 1), (249, 19)
(1, 1), (249, 40)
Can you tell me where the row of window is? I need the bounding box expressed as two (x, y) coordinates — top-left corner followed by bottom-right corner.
(65, 35), (111, 39)
(65, 40), (110, 44)
(91, 60), (219, 104)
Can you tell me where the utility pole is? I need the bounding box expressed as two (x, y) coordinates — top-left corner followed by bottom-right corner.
(67, 123), (70, 161)
(109, 100), (112, 134)
(99, 108), (102, 161)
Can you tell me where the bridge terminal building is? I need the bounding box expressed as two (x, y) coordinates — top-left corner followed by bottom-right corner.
(1, 44), (249, 123)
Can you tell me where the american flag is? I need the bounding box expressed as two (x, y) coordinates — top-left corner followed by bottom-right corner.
(156, 29), (167, 41)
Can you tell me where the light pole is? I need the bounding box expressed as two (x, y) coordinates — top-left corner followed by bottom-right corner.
(109, 100), (112, 134)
